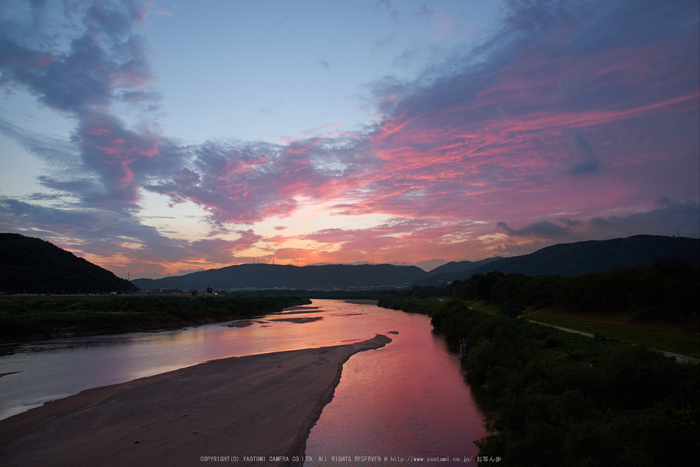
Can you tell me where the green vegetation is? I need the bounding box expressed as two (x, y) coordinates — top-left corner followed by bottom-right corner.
(446, 265), (700, 358)
(386, 299), (699, 466)
(452, 266), (700, 330)
(0, 233), (138, 294)
(467, 300), (499, 315)
(0, 295), (310, 343)
(379, 264), (700, 465)
(224, 288), (431, 301)
(377, 296), (446, 316)
(526, 312), (700, 358)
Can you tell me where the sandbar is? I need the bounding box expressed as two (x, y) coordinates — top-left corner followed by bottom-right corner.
(223, 319), (257, 328)
(0, 335), (391, 466)
(269, 317), (323, 324)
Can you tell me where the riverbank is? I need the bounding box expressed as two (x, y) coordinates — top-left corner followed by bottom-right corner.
(0, 295), (310, 344)
(0, 334), (391, 467)
(386, 298), (700, 465)
(524, 307), (700, 359)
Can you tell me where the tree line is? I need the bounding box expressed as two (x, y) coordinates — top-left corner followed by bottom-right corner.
(377, 265), (700, 466)
(0, 295), (309, 343)
(432, 301), (699, 466)
(438, 264), (699, 324)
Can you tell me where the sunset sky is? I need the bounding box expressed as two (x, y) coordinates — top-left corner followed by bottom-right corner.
(1, 0), (698, 279)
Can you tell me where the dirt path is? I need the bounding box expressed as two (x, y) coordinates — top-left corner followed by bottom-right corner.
(523, 318), (697, 363)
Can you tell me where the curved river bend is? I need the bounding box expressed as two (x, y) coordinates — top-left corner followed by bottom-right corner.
(0, 300), (486, 465)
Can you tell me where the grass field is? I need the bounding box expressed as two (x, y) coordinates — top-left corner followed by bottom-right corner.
(525, 308), (700, 358)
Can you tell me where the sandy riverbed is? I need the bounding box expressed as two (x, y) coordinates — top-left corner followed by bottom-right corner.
(0, 334), (391, 466)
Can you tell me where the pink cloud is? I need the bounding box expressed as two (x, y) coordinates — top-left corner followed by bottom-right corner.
(1, 0), (697, 277)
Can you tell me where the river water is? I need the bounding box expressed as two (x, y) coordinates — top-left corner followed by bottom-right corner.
(0, 300), (486, 465)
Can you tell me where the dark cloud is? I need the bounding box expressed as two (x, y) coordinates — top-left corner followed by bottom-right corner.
(497, 220), (571, 238)
(74, 111), (161, 205)
(5, 29), (150, 114)
(5, 0), (696, 230)
(0, 1), (193, 278)
(559, 217), (582, 227)
(588, 198), (700, 238)
(37, 176), (101, 198)
(347, 0), (699, 223)
(0, 0), (157, 208)
(0, 118), (78, 167)
(492, 199), (698, 242)
(494, 240), (547, 257)
(0, 196), (258, 276)
(589, 217), (611, 227)
(26, 192), (63, 201)
(0, 0), (697, 275)
(567, 134), (600, 176)
(189, 231), (263, 264)
(0, 197), (146, 244)
(141, 134), (376, 224)
(374, 0), (699, 129)
(86, 3), (143, 40)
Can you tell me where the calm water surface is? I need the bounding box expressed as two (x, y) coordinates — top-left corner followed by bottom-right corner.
(0, 300), (486, 464)
(305, 302), (486, 466)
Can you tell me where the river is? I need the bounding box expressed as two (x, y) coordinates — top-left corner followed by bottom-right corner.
(0, 299), (486, 465)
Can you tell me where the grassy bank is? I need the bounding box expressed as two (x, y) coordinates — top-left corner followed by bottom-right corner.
(378, 292), (699, 357)
(0, 295), (310, 343)
(376, 296), (445, 316)
(526, 310), (700, 358)
(379, 298), (700, 466)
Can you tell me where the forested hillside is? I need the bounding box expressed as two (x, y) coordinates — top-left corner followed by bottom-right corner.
(133, 263), (427, 291)
(0, 233), (138, 294)
(450, 265), (700, 326)
(420, 235), (700, 285)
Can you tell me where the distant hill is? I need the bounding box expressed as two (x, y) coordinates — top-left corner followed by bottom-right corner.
(421, 235), (699, 284)
(132, 263), (428, 291)
(0, 233), (139, 294)
(429, 258), (501, 275)
(423, 257), (503, 283)
(134, 235), (699, 291)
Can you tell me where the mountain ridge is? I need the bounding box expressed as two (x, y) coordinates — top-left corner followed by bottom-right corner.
(0, 233), (139, 294)
(132, 263), (428, 291)
(417, 234), (700, 285)
(3, 233), (697, 293)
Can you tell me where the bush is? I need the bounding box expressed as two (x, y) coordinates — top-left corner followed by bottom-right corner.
(498, 300), (524, 318)
(449, 304), (699, 466)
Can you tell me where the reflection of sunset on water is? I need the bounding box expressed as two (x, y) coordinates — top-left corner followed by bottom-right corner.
(0, 301), (487, 461)
(0, 302), (434, 416)
(306, 303), (485, 465)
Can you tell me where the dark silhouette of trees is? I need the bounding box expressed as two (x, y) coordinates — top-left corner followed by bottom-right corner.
(0, 233), (138, 294)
